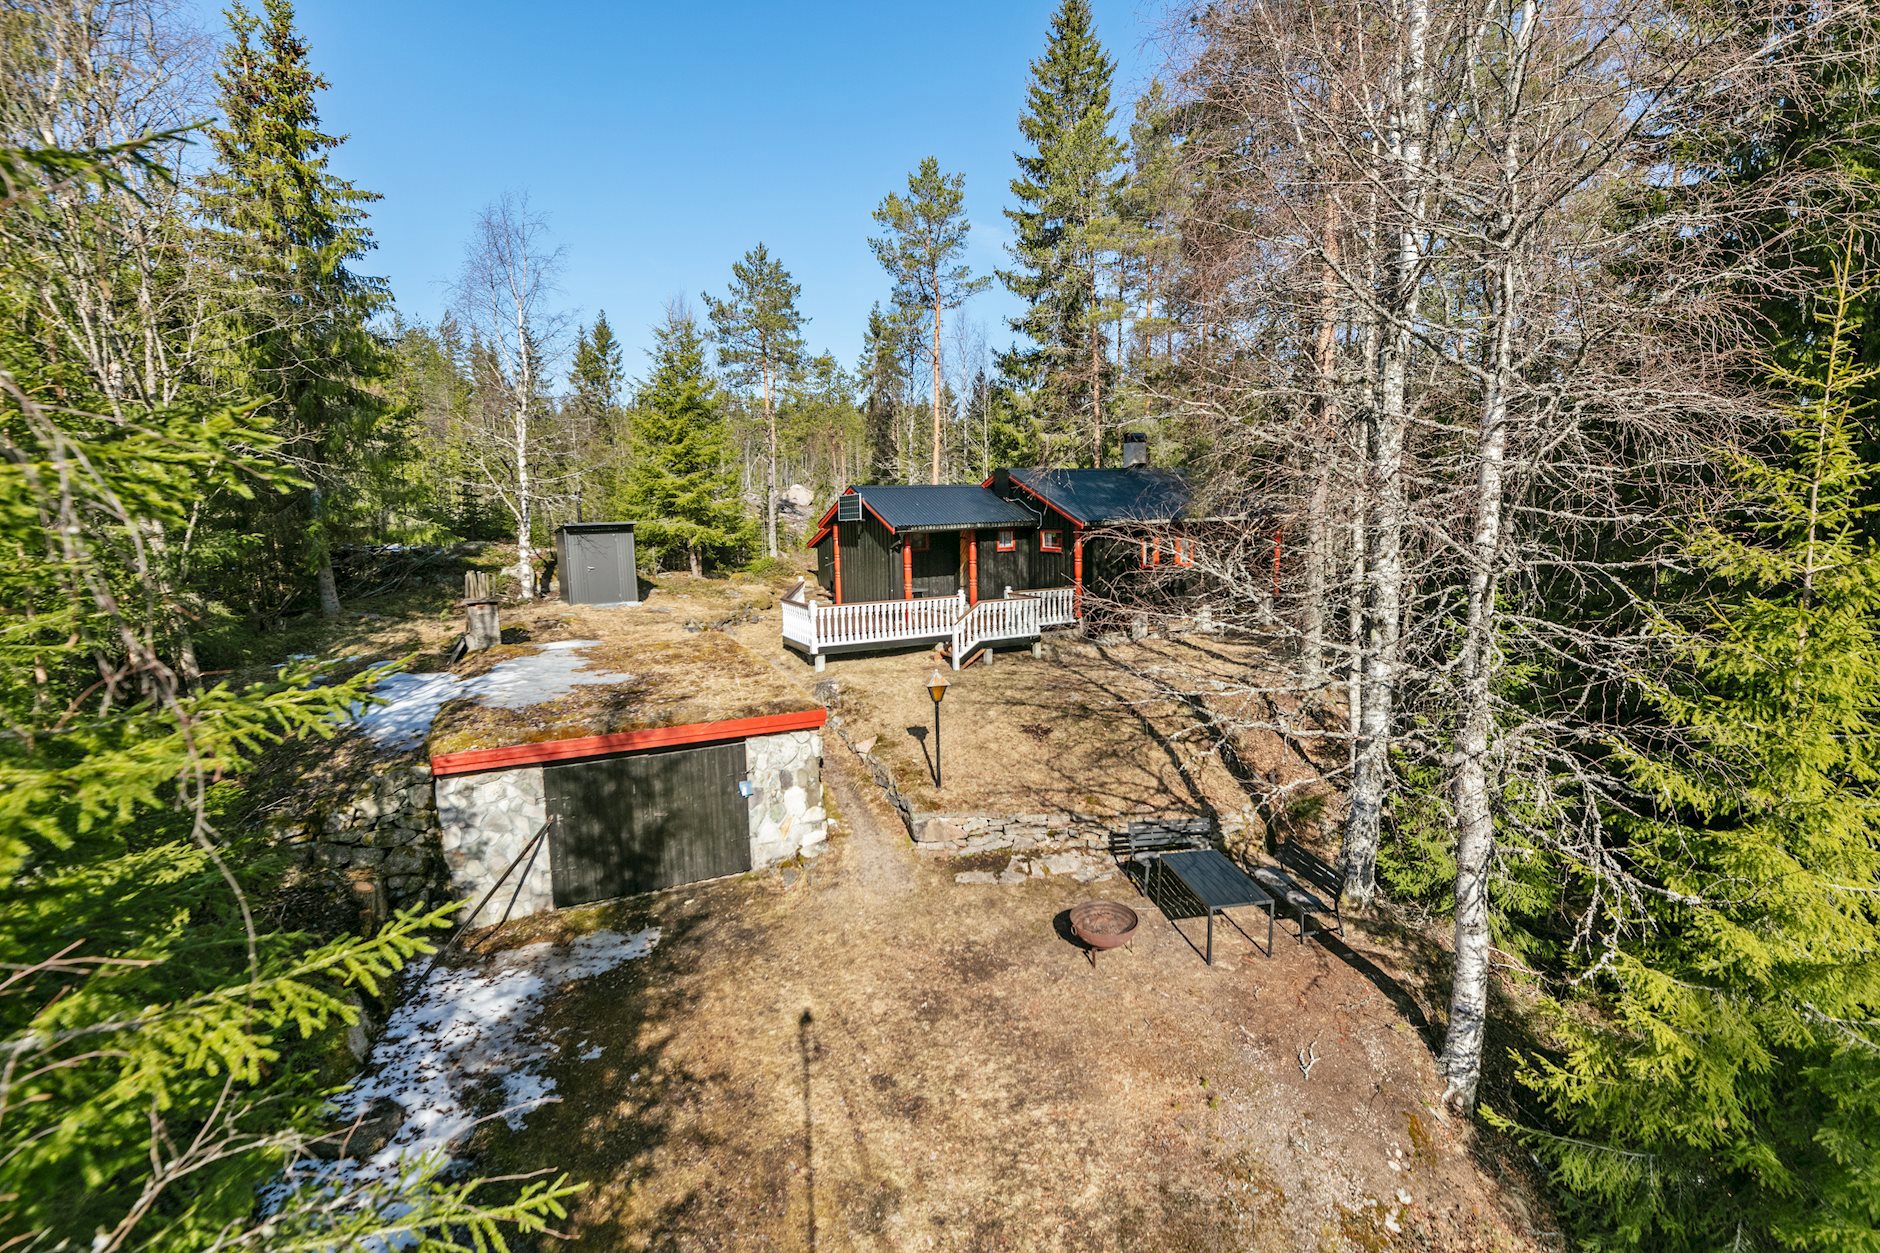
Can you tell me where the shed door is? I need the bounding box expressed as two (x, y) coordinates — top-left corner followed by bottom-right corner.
(571, 532), (628, 605)
(544, 741), (751, 905)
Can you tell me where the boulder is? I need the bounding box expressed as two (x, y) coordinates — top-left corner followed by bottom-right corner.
(914, 816), (966, 845)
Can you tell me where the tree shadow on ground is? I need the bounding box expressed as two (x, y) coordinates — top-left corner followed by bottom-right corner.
(460, 897), (723, 1251)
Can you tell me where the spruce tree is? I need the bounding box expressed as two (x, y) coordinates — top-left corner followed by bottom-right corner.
(566, 310), (625, 518)
(704, 243), (805, 557)
(618, 307), (751, 576)
(1000, 0), (1124, 464)
(1505, 255), (1880, 1249)
(200, 0), (390, 619)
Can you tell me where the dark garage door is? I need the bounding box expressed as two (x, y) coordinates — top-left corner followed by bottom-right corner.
(544, 740), (751, 906)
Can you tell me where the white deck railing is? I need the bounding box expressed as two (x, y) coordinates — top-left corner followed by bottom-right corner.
(950, 595), (1042, 669)
(1007, 585), (1076, 628)
(783, 580), (1065, 670)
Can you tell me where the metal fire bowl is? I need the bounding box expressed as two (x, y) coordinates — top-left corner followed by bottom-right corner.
(1070, 900), (1139, 951)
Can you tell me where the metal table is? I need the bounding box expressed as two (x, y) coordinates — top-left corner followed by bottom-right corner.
(1154, 849), (1275, 965)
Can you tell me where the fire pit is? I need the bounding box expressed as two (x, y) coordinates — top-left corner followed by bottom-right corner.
(1070, 900), (1139, 951)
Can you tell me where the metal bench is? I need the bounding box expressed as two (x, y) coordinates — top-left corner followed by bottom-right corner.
(1109, 818), (1214, 887)
(1252, 841), (1345, 943)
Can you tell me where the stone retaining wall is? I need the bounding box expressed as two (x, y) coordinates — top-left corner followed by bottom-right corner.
(908, 806), (1260, 857)
(300, 762), (446, 912)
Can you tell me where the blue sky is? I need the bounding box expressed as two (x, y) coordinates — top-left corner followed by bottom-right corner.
(186, 0), (1170, 380)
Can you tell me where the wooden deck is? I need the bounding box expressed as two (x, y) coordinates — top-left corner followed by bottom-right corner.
(780, 583), (1076, 670)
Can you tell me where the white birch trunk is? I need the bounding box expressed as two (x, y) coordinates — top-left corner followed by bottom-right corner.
(765, 361), (779, 557)
(1344, 0), (1428, 907)
(1442, 251), (1514, 1111)
(1441, 0), (1535, 1112)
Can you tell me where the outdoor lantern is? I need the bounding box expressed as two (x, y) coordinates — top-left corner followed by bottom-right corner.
(926, 669), (950, 789)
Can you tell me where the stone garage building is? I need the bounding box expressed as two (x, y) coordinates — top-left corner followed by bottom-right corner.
(425, 637), (828, 927)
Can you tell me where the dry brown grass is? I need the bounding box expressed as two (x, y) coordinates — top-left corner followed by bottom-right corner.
(457, 741), (1551, 1252)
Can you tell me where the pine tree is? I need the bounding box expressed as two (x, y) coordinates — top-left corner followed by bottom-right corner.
(1000, 0), (1125, 464)
(1503, 253), (1880, 1249)
(618, 306), (751, 576)
(868, 157), (989, 484)
(705, 243), (805, 557)
(199, 0), (390, 619)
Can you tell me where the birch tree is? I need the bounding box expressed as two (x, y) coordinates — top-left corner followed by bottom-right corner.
(451, 192), (565, 597)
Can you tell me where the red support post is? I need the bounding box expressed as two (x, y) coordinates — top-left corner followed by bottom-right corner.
(832, 525), (844, 603)
(903, 539), (914, 599)
(1072, 529), (1085, 618)
(1272, 528), (1283, 596)
(965, 529), (978, 605)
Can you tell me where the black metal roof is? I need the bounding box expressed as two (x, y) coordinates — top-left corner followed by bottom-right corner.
(1007, 467), (1193, 524)
(850, 485), (1039, 532)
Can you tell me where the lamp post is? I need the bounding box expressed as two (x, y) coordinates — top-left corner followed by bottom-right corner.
(927, 669), (950, 789)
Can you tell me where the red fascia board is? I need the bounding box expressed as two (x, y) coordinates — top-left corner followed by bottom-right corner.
(430, 708), (828, 777)
(807, 490), (897, 546)
(860, 498), (896, 533)
(1007, 476), (1089, 526)
(806, 492), (847, 548)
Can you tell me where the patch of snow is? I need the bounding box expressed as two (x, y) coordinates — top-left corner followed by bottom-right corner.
(578, 1041), (603, 1061)
(275, 927), (659, 1225)
(349, 639), (631, 751)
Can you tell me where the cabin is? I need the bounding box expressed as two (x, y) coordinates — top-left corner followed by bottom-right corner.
(785, 438), (1206, 670)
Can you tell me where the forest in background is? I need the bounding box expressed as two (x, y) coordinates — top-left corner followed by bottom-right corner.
(3, 0), (1879, 1248)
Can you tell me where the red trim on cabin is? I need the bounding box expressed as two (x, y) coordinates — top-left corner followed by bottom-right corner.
(1039, 528), (1063, 553)
(805, 492), (847, 547)
(903, 540), (913, 599)
(431, 708), (829, 777)
(996, 528), (1017, 552)
(1072, 528), (1084, 616)
(833, 527), (844, 603)
(964, 529), (978, 604)
(1006, 476), (1091, 526)
(1272, 528), (1283, 595)
(861, 499), (896, 533)
(807, 488), (897, 546)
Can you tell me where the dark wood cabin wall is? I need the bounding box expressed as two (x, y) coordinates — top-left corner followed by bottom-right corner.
(813, 533), (834, 595)
(1029, 503), (1076, 588)
(975, 531), (1030, 600)
(836, 514), (897, 603)
(909, 531), (961, 598)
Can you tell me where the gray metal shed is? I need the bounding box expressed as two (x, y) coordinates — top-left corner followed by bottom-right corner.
(555, 522), (639, 605)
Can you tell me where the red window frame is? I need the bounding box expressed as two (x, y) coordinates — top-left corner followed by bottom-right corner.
(1172, 535), (1194, 566)
(907, 532), (931, 552)
(996, 529), (1017, 552)
(1039, 528), (1063, 553)
(1139, 538), (1160, 568)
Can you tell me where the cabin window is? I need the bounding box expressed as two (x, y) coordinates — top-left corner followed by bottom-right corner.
(1039, 528), (1063, 553)
(1172, 535), (1194, 566)
(996, 529), (1017, 552)
(907, 533), (930, 552)
(1139, 538), (1161, 568)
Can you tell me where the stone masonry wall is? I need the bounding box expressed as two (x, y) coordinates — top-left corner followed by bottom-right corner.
(299, 762), (445, 911)
(435, 766), (553, 927)
(746, 729), (827, 868)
